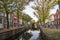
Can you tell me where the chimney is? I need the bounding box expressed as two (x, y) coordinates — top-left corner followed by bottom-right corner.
(58, 0), (60, 9)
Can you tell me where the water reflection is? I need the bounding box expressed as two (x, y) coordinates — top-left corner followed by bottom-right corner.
(5, 30), (41, 40)
(19, 30), (40, 40)
(19, 32), (32, 40)
(29, 30), (40, 40)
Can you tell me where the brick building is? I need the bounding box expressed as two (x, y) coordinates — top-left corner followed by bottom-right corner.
(54, 9), (60, 28)
(54, 1), (60, 28)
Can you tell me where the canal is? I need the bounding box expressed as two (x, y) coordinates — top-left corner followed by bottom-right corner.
(5, 29), (41, 40)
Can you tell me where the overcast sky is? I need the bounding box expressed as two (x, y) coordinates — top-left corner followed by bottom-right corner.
(22, 1), (38, 22)
(50, 4), (59, 15)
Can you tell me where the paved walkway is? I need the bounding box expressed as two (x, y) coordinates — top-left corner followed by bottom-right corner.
(0, 26), (24, 33)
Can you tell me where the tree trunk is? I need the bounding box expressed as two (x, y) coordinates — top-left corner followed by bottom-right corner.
(6, 13), (9, 29)
(3, 1), (9, 29)
(43, 20), (46, 28)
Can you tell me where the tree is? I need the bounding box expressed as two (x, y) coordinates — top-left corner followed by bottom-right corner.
(0, 0), (30, 28)
(33, 0), (58, 27)
(15, 0), (30, 26)
(22, 14), (32, 22)
(0, 0), (10, 29)
(0, 0), (19, 28)
(19, 13), (32, 22)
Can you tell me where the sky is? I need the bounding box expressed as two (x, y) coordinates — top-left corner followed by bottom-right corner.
(22, 1), (38, 22)
(22, 1), (59, 22)
(50, 4), (59, 15)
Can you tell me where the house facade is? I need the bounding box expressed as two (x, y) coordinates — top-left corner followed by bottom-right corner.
(0, 13), (6, 29)
(54, 9), (60, 28)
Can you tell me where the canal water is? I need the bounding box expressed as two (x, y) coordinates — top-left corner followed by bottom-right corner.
(5, 30), (41, 40)
(15, 30), (41, 40)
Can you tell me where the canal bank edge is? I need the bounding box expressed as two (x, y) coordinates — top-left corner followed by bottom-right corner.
(40, 28), (60, 40)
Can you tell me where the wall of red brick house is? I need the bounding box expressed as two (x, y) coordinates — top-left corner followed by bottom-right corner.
(58, 10), (60, 19)
(54, 9), (60, 28)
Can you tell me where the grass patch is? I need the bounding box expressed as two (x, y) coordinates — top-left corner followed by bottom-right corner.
(51, 33), (60, 37)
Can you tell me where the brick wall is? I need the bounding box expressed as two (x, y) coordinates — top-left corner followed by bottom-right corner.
(54, 9), (60, 27)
